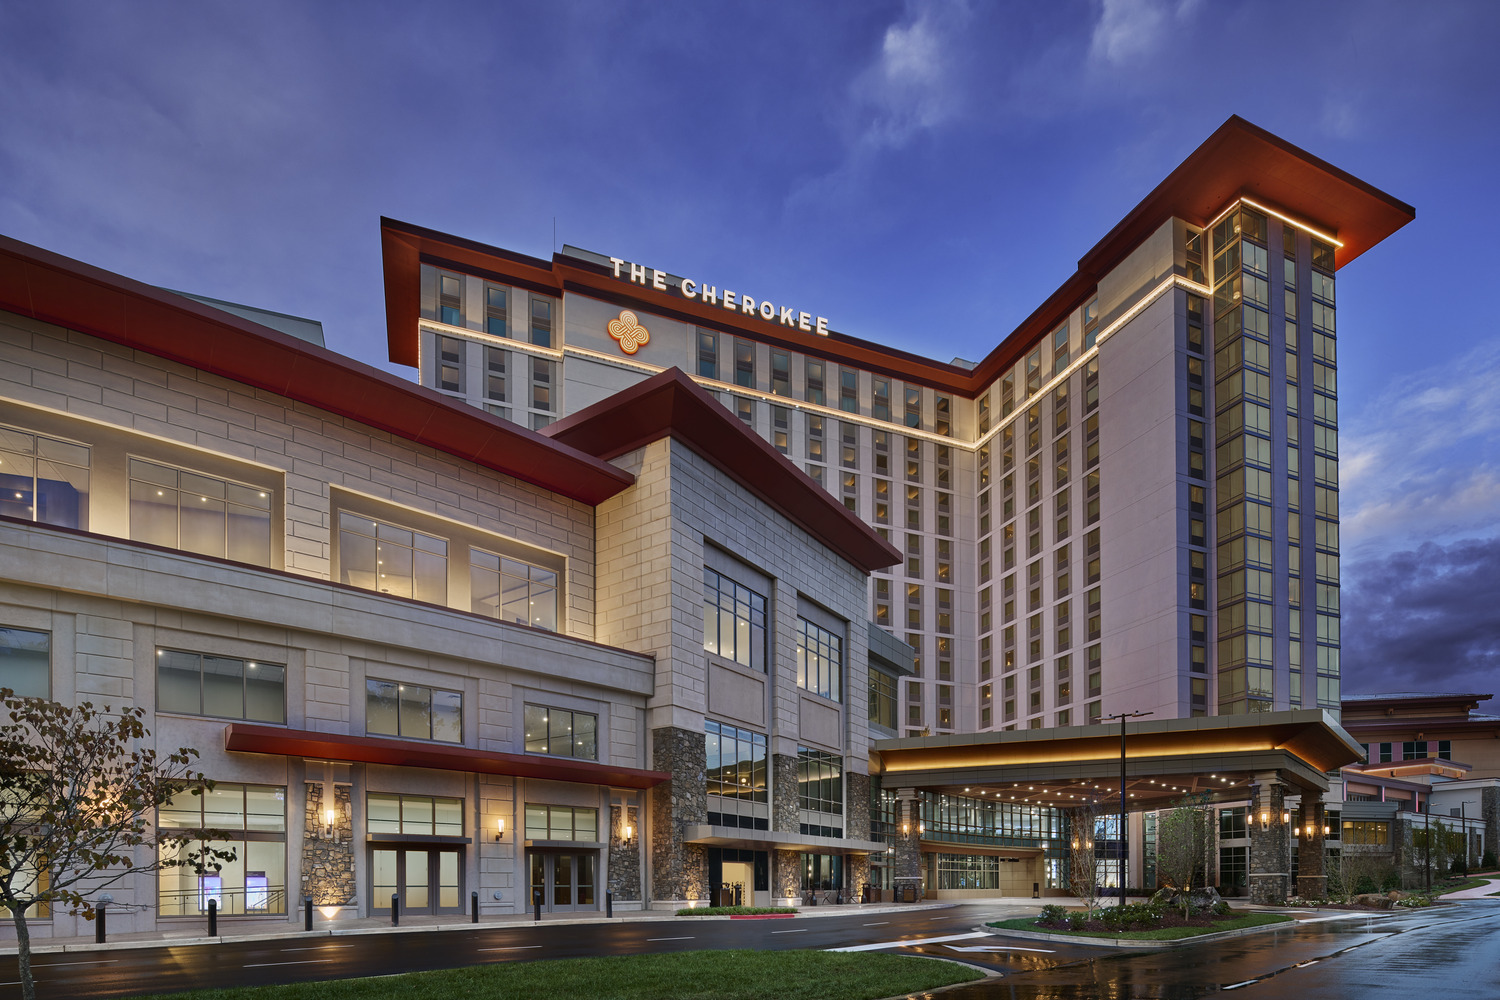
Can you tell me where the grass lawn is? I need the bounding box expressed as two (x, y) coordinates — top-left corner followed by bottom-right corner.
(1435, 877), (1493, 894)
(988, 912), (1293, 941)
(121, 949), (981, 1000)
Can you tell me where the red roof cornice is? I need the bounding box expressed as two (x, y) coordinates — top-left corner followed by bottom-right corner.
(544, 368), (901, 575)
(225, 724), (670, 789)
(383, 117), (1412, 397)
(0, 235), (634, 506)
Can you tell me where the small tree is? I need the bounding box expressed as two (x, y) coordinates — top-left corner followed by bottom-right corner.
(1067, 803), (1105, 919)
(1, 691), (232, 1000)
(1155, 794), (1213, 916)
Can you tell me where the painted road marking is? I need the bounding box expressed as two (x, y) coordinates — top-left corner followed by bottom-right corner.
(477, 946), (542, 952)
(647, 936), (695, 942)
(243, 960), (333, 968)
(32, 961), (118, 968)
(771, 928), (807, 934)
(947, 944), (1055, 953)
(279, 946), (353, 952)
(862, 921), (889, 927)
(829, 931), (989, 953)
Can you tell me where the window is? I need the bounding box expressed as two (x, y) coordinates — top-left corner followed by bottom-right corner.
(0, 627), (49, 698)
(840, 369), (859, 412)
(0, 426), (89, 529)
(366, 679), (462, 743)
(530, 296), (554, 348)
(697, 331), (718, 379)
(439, 274), (462, 325)
(735, 339), (755, 388)
(485, 347), (507, 403)
(158, 783), (286, 916)
(156, 649), (285, 723)
(437, 335), (464, 392)
(797, 617), (843, 701)
(470, 548), (558, 631)
(806, 360), (825, 404)
(485, 285), (508, 337)
(703, 567), (767, 670)
(338, 512), (447, 604)
(873, 378), (891, 422)
(798, 747), (843, 815)
(524, 803), (597, 842)
(531, 357), (553, 414)
(1341, 820), (1389, 847)
(523, 704), (597, 759)
(904, 387), (921, 428)
(705, 720), (767, 801)
(868, 668), (897, 730)
(369, 793), (463, 836)
(771, 351), (791, 395)
(130, 459), (272, 565)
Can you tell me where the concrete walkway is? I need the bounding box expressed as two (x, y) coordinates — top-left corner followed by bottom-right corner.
(1439, 876), (1500, 899)
(1, 901), (957, 957)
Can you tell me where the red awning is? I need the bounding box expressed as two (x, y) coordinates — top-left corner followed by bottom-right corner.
(224, 723), (670, 789)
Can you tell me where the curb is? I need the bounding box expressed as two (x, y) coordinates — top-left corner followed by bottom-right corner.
(1, 902), (956, 957)
(975, 914), (1302, 950)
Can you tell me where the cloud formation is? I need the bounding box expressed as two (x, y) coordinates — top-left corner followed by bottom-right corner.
(1088, 0), (1198, 68)
(1341, 536), (1500, 695)
(853, 0), (972, 151)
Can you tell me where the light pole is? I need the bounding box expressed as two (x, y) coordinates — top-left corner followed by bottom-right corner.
(1104, 709), (1153, 906)
(1424, 794), (1431, 895)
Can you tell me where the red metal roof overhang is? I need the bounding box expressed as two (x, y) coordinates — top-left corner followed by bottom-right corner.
(382, 117), (1412, 398)
(544, 368), (900, 574)
(0, 235), (634, 506)
(225, 723), (670, 789)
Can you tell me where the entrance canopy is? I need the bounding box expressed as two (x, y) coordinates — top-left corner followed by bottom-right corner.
(873, 709), (1364, 809)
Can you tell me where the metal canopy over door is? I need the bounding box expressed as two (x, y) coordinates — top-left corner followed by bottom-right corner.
(370, 846), (463, 915)
(528, 850), (597, 912)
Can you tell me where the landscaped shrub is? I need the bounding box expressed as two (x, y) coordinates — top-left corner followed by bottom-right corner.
(1038, 904), (1068, 925)
(1482, 849), (1498, 870)
(1067, 911), (1087, 930)
(1381, 868), (1402, 891)
(1352, 874), (1377, 895)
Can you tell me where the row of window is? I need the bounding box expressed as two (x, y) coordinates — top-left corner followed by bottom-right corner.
(702, 566), (847, 703)
(2, 422), (566, 633)
(5, 628), (599, 759)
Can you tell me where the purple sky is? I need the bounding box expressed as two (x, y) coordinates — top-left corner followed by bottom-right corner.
(3, 0), (1497, 697)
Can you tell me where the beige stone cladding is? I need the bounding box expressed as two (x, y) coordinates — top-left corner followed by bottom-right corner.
(595, 436), (872, 907)
(0, 311), (597, 637)
(0, 310), (661, 937)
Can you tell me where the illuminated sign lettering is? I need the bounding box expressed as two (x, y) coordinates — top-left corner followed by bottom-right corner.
(608, 257), (829, 336)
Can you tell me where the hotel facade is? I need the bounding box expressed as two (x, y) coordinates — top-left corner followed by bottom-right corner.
(0, 117), (1415, 934)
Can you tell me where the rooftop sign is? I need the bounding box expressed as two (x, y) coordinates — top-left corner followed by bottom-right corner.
(607, 257), (829, 336)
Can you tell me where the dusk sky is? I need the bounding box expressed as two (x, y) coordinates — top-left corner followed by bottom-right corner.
(3, 1), (1497, 697)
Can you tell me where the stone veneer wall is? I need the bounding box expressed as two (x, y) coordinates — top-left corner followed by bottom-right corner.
(772, 754), (798, 832)
(608, 804), (642, 902)
(301, 783), (354, 906)
(774, 850), (801, 901)
(1248, 781), (1289, 904)
(1295, 799), (1326, 898)
(651, 726), (708, 903)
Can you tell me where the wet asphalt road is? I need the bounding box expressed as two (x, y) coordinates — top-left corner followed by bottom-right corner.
(5, 899), (1498, 999)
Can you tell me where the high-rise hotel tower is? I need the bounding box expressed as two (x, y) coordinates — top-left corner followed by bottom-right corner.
(381, 117), (1412, 736)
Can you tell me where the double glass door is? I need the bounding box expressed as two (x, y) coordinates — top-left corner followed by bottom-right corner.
(529, 851), (596, 912)
(371, 847), (462, 915)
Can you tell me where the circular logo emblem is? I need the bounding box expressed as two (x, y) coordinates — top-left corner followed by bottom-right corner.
(607, 310), (650, 355)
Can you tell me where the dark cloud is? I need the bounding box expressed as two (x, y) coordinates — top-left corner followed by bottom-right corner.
(1342, 537), (1500, 696)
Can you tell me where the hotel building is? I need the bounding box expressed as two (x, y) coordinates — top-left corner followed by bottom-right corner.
(0, 117), (1417, 931)
(384, 116), (1414, 738)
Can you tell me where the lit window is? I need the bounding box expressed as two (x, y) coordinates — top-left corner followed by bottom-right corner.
(0, 426), (90, 529)
(366, 679), (462, 743)
(129, 459), (272, 565)
(703, 567), (767, 671)
(337, 512), (447, 604)
(523, 704), (598, 759)
(157, 648), (285, 723)
(797, 617), (843, 702)
(470, 548), (558, 631)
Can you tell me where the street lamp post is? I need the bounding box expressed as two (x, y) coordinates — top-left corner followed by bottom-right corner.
(1104, 710), (1153, 906)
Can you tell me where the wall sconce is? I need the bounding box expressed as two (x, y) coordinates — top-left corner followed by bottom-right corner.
(1322, 824), (1330, 836)
(1305, 823), (1316, 839)
(918, 821), (925, 836)
(322, 807), (337, 841)
(495, 817), (506, 842)
(622, 822), (635, 847)
(1259, 810), (1270, 827)
(902, 821), (910, 835)
(1281, 809), (1291, 826)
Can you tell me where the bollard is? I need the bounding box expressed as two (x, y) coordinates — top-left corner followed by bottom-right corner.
(533, 888), (542, 922)
(472, 890), (479, 923)
(207, 898), (218, 937)
(304, 896), (313, 932)
(391, 893), (400, 927)
(1032, 882), (1039, 899)
(95, 902), (107, 944)
(606, 890), (613, 918)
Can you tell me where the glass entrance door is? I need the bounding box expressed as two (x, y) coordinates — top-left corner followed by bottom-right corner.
(528, 851), (597, 912)
(371, 847), (463, 914)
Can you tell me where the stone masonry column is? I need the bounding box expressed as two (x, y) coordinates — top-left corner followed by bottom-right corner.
(1296, 795), (1327, 900)
(607, 800), (642, 904)
(893, 787), (923, 900)
(1248, 774), (1289, 904)
(845, 771), (872, 901)
(772, 752), (800, 904)
(650, 727), (708, 906)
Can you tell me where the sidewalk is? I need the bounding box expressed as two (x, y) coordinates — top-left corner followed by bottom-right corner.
(1439, 876), (1500, 899)
(1, 901), (956, 957)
